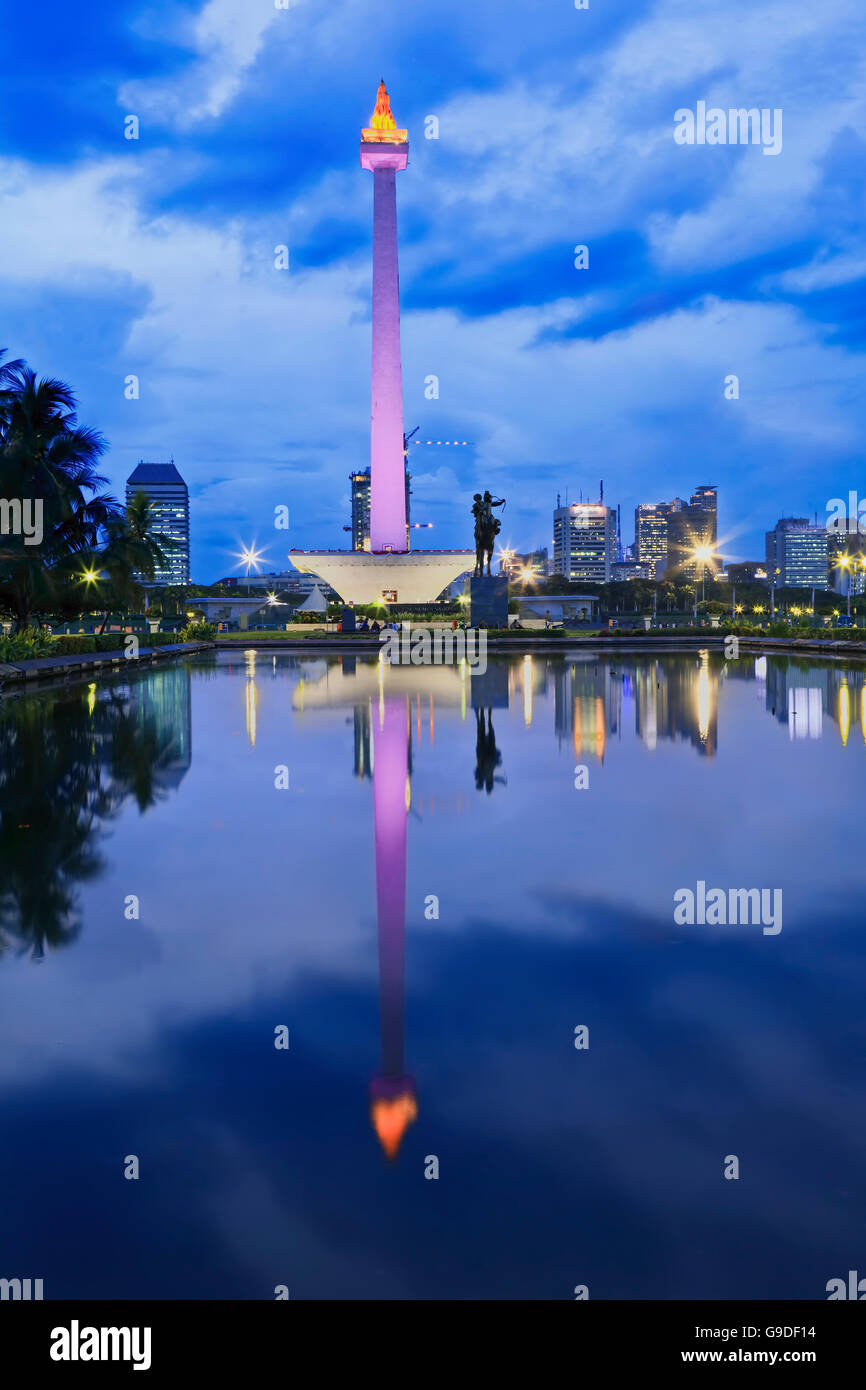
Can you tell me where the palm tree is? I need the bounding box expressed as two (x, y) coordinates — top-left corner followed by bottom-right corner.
(0, 359), (120, 630)
(93, 489), (172, 633)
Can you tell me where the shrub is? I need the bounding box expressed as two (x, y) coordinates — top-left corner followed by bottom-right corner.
(0, 627), (53, 660)
(180, 620), (217, 642)
(45, 632), (186, 656)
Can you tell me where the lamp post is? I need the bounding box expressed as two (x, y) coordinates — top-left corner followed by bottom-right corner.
(835, 556), (852, 618)
(691, 544), (715, 626)
(237, 544), (265, 599)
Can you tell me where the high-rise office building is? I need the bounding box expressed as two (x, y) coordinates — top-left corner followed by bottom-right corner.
(689, 484), (718, 543)
(349, 467), (411, 551)
(667, 505), (717, 582)
(125, 461), (190, 585)
(634, 503), (670, 579)
(766, 518), (828, 590)
(726, 560), (767, 584)
(827, 533), (866, 594)
(553, 502), (617, 582)
(499, 548), (549, 580)
(612, 560), (651, 581)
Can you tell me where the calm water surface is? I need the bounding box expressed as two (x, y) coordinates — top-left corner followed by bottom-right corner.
(1, 649), (864, 1299)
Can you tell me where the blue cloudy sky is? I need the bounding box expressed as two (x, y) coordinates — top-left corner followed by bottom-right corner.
(1, 0), (864, 579)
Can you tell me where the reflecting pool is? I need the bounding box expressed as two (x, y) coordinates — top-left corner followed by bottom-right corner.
(0, 649), (864, 1299)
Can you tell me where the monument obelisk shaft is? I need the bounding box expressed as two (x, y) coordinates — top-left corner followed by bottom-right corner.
(291, 85), (471, 602)
(362, 81), (409, 553)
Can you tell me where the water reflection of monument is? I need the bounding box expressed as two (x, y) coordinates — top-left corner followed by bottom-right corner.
(369, 694), (417, 1159)
(292, 660), (468, 1159)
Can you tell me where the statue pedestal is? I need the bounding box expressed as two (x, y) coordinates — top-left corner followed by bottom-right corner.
(470, 575), (508, 629)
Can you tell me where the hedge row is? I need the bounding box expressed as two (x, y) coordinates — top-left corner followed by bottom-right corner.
(0, 631), (197, 661)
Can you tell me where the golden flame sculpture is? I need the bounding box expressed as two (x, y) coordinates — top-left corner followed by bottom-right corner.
(362, 79), (408, 144)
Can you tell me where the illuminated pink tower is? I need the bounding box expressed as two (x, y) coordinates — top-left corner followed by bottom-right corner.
(362, 80), (409, 553)
(290, 82), (471, 602)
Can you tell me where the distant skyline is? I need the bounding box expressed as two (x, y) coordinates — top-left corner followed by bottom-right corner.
(1, 0), (864, 579)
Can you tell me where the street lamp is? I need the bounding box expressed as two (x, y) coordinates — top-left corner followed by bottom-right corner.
(691, 544), (714, 621)
(237, 544), (265, 598)
(833, 553), (866, 620)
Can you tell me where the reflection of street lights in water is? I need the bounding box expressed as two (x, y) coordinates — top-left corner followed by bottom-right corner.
(244, 649), (257, 746)
(697, 655), (710, 744)
(839, 684), (851, 746)
(522, 654), (533, 726)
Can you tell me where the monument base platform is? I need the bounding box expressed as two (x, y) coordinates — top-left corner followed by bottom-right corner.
(289, 550), (473, 606)
(470, 574), (509, 628)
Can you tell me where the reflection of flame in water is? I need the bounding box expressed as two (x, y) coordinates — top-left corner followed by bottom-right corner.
(697, 659), (710, 744)
(523, 655), (533, 726)
(87, 682), (96, 716)
(839, 684), (850, 746)
(371, 1092), (419, 1162)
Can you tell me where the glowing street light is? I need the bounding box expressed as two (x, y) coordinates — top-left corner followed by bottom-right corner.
(690, 543), (717, 618)
(236, 543), (266, 597)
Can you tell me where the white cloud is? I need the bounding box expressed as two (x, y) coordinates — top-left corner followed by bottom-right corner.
(119, 0), (298, 127)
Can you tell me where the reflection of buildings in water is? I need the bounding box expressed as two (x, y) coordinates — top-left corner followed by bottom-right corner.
(633, 656), (718, 756)
(552, 660), (619, 761)
(369, 694), (417, 1160)
(763, 660), (866, 745)
(354, 703), (373, 779)
(133, 663), (192, 789)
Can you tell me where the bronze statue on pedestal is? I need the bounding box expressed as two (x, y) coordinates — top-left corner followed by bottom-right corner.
(472, 491), (505, 577)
